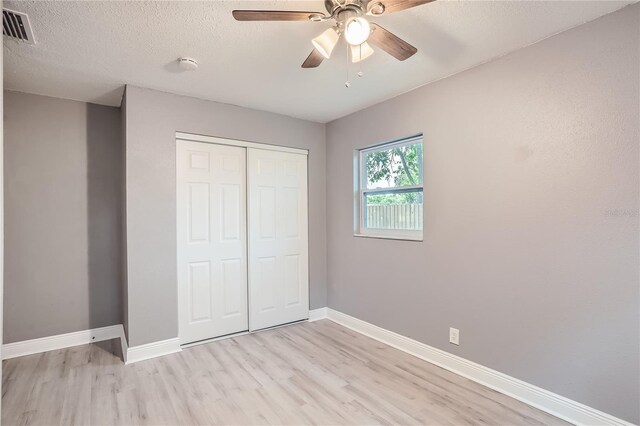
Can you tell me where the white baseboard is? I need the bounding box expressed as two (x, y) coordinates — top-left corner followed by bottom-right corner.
(308, 307), (328, 322)
(2, 324), (124, 360)
(2, 324), (180, 365)
(125, 338), (181, 365)
(118, 326), (129, 364)
(325, 308), (633, 426)
(3, 310), (632, 425)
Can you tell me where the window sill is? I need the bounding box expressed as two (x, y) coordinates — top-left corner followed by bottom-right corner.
(353, 233), (423, 242)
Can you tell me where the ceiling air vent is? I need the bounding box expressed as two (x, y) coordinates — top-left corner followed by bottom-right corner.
(3, 8), (35, 44)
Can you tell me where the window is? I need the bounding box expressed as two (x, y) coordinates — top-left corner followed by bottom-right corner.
(355, 135), (423, 240)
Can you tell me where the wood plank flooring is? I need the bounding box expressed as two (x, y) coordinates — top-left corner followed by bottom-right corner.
(2, 320), (569, 425)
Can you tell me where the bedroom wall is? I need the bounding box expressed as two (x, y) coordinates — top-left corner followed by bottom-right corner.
(3, 91), (123, 343)
(120, 88), (129, 339)
(325, 4), (639, 423)
(124, 86), (327, 347)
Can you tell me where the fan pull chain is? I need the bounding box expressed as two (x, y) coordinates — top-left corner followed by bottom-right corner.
(357, 44), (364, 78)
(345, 42), (351, 88)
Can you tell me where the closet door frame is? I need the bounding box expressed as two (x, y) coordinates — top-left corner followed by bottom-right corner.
(177, 132), (308, 155)
(176, 132), (309, 345)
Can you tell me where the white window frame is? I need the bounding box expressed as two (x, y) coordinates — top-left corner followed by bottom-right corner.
(354, 135), (424, 241)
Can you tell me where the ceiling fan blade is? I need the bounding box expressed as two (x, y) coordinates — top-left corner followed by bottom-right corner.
(368, 23), (417, 61)
(232, 10), (321, 21)
(302, 49), (325, 68)
(367, 0), (435, 16)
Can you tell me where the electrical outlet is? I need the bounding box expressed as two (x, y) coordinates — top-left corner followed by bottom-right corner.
(449, 327), (460, 345)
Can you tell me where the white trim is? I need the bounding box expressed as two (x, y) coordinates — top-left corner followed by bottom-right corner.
(3, 312), (630, 425)
(308, 307), (328, 322)
(125, 338), (181, 365)
(325, 308), (634, 426)
(354, 231), (423, 241)
(119, 327), (129, 364)
(359, 134), (423, 153)
(2, 324), (181, 365)
(363, 184), (423, 195)
(176, 132), (308, 155)
(2, 325), (124, 360)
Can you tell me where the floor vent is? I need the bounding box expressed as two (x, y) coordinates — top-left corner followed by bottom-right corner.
(3, 8), (35, 44)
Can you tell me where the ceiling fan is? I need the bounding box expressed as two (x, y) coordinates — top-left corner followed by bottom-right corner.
(232, 0), (435, 69)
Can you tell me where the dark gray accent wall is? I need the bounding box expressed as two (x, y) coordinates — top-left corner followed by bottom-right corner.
(326, 4), (639, 424)
(3, 91), (123, 343)
(124, 86), (327, 347)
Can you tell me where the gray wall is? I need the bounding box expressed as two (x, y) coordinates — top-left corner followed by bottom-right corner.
(124, 86), (327, 347)
(3, 91), (123, 343)
(326, 4), (639, 424)
(120, 88), (129, 339)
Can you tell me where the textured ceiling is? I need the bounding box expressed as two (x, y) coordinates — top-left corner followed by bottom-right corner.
(3, 0), (635, 122)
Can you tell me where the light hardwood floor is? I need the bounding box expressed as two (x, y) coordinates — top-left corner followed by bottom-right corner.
(2, 320), (568, 425)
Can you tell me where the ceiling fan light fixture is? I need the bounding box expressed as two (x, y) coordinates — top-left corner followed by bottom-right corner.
(312, 27), (339, 59)
(344, 17), (371, 46)
(350, 42), (374, 63)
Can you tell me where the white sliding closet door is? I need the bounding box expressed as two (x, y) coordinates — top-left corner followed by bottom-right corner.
(177, 140), (248, 344)
(248, 148), (309, 331)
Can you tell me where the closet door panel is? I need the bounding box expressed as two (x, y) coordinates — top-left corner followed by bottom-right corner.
(177, 140), (248, 344)
(248, 148), (309, 331)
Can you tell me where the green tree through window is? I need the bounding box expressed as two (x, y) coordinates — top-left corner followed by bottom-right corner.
(365, 142), (423, 204)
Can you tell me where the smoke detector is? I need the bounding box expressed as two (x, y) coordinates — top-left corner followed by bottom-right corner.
(3, 8), (35, 44)
(177, 57), (198, 71)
